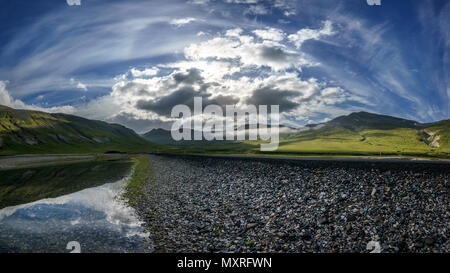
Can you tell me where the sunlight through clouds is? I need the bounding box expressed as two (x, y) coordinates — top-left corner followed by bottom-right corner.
(0, 0), (447, 132)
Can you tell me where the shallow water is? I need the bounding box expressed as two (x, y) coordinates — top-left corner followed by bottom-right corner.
(0, 177), (151, 253)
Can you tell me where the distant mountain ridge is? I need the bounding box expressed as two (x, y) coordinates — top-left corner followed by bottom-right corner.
(143, 111), (426, 144)
(1, 104), (447, 157)
(142, 124), (297, 145)
(305, 111), (420, 131)
(142, 111), (449, 156)
(285, 111), (449, 155)
(0, 105), (155, 155)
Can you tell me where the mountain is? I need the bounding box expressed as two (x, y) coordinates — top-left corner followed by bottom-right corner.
(4, 105), (445, 158)
(143, 111), (449, 158)
(280, 111), (449, 157)
(141, 124), (297, 145)
(303, 111), (420, 131)
(0, 105), (155, 155)
(142, 128), (231, 145)
(142, 128), (181, 145)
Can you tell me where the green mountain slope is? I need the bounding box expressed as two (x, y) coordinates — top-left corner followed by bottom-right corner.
(275, 112), (449, 158)
(0, 105), (156, 155)
(318, 111), (419, 130)
(146, 111), (449, 158)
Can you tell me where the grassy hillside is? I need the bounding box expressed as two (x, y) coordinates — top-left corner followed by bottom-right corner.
(273, 126), (449, 158)
(152, 112), (449, 159)
(0, 105), (157, 155)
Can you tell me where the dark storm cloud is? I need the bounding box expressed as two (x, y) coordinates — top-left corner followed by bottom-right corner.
(172, 68), (204, 86)
(136, 86), (240, 117)
(117, 82), (151, 96)
(199, 82), (221, 92)
(246, 86), (299, 112)
(259, 46), (293, 63)
(137, 87), (200, 116)
(213, 94), (239, 106)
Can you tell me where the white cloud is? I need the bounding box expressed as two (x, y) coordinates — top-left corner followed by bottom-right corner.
(0, 18), (361, 131)
(288, 20), (335, 48)
(169, 17), (197, 27)
(223, 0), (295, 17)
(66, 0), (81, 6)
(245, 5), (269, 15)
(185, 28), (314, 71)
(2, 2), (209, 97)
(283, 10), (295, 17)
(225, 28), (243, 37)
(91, 25), (361, 129)
(61, 24), (361, 131)
(188, 0), (210, 4)
(0, 81), (75, 114)
(273, 0), (297, 17)
(70, 78), (88, 91)
(0, 20), (362, 131)
(130, 67), (159, 78)
(225, 0), (259, 3)
(77, 82), (88, 91)
(253, 28), (285, 41)
(0, 81), (25, 109)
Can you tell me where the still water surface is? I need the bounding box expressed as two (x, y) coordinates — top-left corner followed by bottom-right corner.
(0, 163), (151, 253)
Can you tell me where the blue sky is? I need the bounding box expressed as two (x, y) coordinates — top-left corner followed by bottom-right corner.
(0, 0), (448, 132)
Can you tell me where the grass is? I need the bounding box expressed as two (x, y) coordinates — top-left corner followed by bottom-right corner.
(155, 127), (449, 159)
(120, 155), (169, 252)
(1, 105), (447, 159)
(0, 105), (160, 155)
(122, 156), (154, 207)
(277, 128), (434, 153)
(274, 128), (449, 158)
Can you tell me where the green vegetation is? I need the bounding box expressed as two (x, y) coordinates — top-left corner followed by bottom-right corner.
(1, 105), (448, 159)
(273, 127), (449, 158)
(152, 112), (449, 159)
(0, 158), (133, 209)
(120, 156), (167, 252)
(0, 105), (159, 155)
(154, 126), (449, 158)
(246, 239), (256, 247)
(122, 156), (154, 207)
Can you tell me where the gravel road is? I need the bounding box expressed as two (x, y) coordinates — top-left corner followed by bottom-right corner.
(134, 155), (449, 253)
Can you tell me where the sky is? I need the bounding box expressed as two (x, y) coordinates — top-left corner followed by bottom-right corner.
(0, 0), (448, 133)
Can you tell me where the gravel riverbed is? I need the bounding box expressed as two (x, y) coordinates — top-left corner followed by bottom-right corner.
(134, 155), (449, 253)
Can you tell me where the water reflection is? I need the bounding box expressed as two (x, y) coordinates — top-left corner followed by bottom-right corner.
(0, 178), (151, 253)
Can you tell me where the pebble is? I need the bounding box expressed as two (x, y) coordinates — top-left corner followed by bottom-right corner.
(131, 155), (449, 253)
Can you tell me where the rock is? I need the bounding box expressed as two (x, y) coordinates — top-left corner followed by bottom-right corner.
(347, 214), (357, 222)
(128, 155), (449, 253)
(424, 237), (434, 247)
(345, 224), (352, 232)
(371, 188), (377, 197)
(300, 231), (312, 240)
(318, 216), (330, 225)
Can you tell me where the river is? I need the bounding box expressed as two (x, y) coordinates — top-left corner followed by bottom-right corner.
(0, 160), (151, 253)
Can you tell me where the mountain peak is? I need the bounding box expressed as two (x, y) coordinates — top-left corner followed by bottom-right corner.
(309, 111), (420, 131)
(0, 105), (154, 154)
